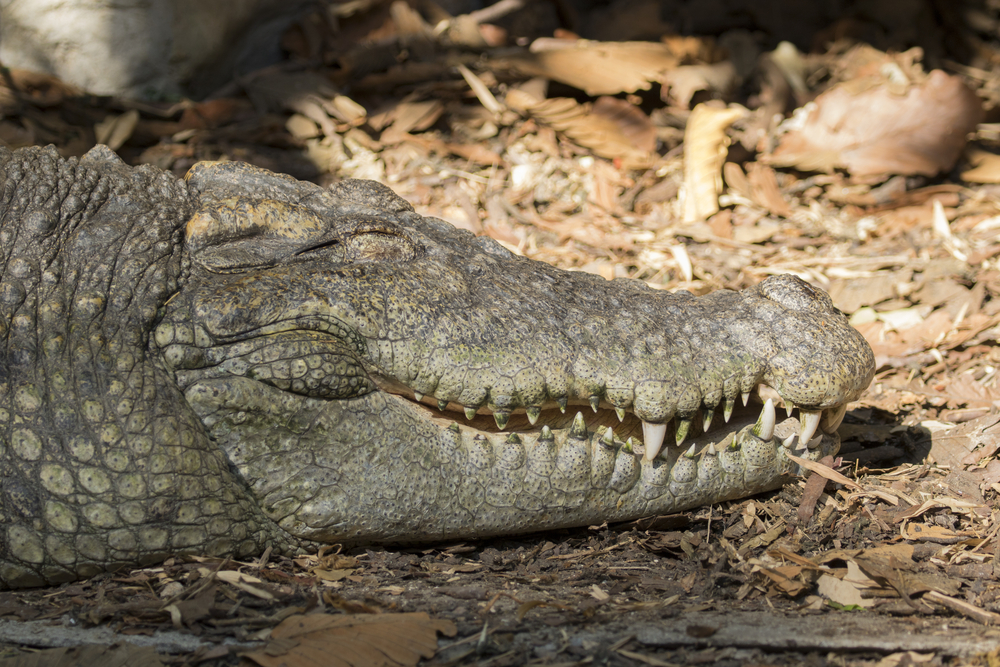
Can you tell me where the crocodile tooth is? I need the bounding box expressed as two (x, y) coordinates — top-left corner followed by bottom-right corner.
(782, 434), (795, 448)
(557, 397), (567, 413)
(437, 400), (449, 412)
(570, 411), (588, 439)
(464, 406), (477, 420)
(614, 407), (626, 422)
(601, 426), (615, 447)
(414, 392), (424, 402)
(705, 443), (717, 456)
(702, 409), (714, 433)
(507, 433), (521, 444)
(684, 443), (697, 458)
(807, 435), (823, 450)
(752, 398), (775, 441)
(641, 421), (667, 461)
(540, 424), (554, 441)
(526, 406), (541, 425)
(784, 401), (795, 419)
(675, 418), (691, 447)
(623, 437), (637, 453)
(723, 396), (735, 423)
(799, 409), (821, 445)
(589, 396), (600, 413)
(448, 423), (460, 434)
(821, 404), (847, 433)
(741, 391), (750, 406)
(493, 411), (510, 430)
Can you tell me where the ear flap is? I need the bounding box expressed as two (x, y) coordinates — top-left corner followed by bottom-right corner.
(186, 198), (338, 272)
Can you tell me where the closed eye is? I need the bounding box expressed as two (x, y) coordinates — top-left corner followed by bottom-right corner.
(293, 238), (341, 256)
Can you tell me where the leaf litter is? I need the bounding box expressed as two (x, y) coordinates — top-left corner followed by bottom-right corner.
(5, 0), (1000, 665)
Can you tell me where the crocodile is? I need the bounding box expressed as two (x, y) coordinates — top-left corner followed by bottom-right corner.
(0, 144), (875, 588)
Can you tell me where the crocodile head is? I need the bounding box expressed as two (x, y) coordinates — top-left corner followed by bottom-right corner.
(154, 160), (875, 544)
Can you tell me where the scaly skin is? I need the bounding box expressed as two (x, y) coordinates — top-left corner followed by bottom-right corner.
(0, 145), (875, 588)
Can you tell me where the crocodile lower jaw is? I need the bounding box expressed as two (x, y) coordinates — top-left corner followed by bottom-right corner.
(387, 382), (847, 462)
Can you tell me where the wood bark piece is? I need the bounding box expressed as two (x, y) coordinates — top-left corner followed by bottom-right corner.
(636, 611), (1000, 656)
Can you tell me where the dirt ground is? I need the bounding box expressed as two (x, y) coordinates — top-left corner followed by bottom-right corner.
(3, 1), (1000, 665)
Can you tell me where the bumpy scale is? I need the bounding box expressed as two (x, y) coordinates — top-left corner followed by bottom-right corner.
(0, 145), (875, 588)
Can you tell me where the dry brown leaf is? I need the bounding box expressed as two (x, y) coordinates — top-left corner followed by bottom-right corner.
(94, 109), (139, 151)
(496, 39), (679, 96)
(682, 103), (746, 222)
(746, 162), (794, 218)
(901, 523), (975, 542)
(591, 96), (657, 154)
(662, 62), (738, 109)
(927, 413), (1000, 469)
(380, 100), (444, 140)
(755, 563), (810, 596)
(767, 69), (982, 177)
(961, 148), (1000, 183)
(784, 453), (863, 490)
(242, 612), (457, 667)
(817, 573), (872, 608)
(505, 90), (654, 168)
(827, 273), (902, 313)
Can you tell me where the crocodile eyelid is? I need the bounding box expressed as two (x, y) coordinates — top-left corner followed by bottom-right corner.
(293, 238), (341, 256)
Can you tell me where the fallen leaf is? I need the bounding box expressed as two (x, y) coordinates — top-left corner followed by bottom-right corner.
(682, 103), (746, 222)
(94, 109), (139, 151)
(817, 573), (872, 608)
(242, 612), (457, 667)
(497, 39), (679, 96)
(505, 90), (654, 168)
(767, 69), (982, 177)
(961, 148), (1000, 183)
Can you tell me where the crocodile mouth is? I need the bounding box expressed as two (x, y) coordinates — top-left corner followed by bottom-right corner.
(376, 375), (847, 461)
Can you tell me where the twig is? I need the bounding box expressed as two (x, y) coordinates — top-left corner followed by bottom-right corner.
(924, 590), (1000, 625)
(467, 0), (526, 25)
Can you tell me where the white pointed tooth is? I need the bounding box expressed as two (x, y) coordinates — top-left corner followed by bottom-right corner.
(784, 401), (794, 419)
(723, 397), (734, 422)
(782, 434), (795, 449)
(642, 421), (667, 462)
(705, 443), (717, 456)
(414, 392), (424, 402)
(741, 391), (750, 406)
(799, 410), (821, 445)
(702, 409), (714, 433)
(821, 404), (847, 434)
(615, 407), (626, 422)
(807, 435), (823, 450)
(526, 406), (541, 425)
(754, 398), (775, 441)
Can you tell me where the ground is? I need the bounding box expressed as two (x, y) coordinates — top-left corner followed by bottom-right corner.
(2, 1), (1000, 665)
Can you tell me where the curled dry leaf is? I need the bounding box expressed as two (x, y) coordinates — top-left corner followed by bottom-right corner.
(767, 69), (982, 177)
(496, 39), (679, 96)
(682, 103), (746, 222)
(961, 148), (1000, 183)
(506, 90), (654, 168)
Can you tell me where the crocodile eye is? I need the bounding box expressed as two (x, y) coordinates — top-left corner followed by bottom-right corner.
(344, 231), (415, 262)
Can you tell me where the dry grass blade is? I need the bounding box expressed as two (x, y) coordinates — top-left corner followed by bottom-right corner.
(785, 453), (862, 491)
